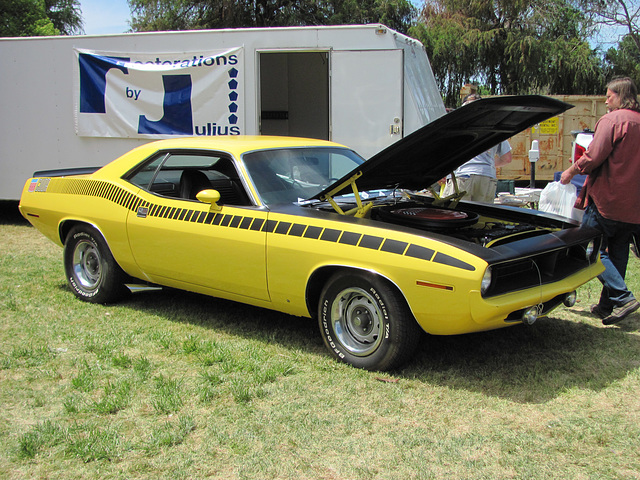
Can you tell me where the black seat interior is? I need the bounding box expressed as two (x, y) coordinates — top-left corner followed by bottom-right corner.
(179, 169), (211, 200)
(209, 177), (251, 205)
(179, 168), (251, 205)
(208, 161), (252, 205)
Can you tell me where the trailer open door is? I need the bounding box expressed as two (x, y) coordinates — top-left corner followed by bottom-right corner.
(259, 52), (329, 140)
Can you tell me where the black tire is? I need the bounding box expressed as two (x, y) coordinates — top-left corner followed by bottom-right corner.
(318, 271), (422, 371)
(63, 225), (129, 303)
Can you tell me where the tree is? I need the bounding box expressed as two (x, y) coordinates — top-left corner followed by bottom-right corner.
(589, 0), (640, 53)
(1, 0), (57, 36)
(586, 0), (640, 83)
(45, 0), (83, 35)
(410, 0), (605, 106)
(128, 0), (416, 35)
(604, 34), (640, 86)
(0, 0), (83, 37)
(322, 0), (416, 33)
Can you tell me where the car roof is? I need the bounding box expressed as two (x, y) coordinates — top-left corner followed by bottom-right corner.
(97, 135), (351, 178)
(134, 135), (344, 156)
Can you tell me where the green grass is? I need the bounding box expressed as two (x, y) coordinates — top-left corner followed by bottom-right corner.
(1, 200), (640, 479)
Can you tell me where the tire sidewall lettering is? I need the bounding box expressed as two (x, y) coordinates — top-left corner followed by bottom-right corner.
(73, 231), (92, 242)
(321, 299), (341, 356)
(68, 275), (100, 298)
(369, 286), (390, 338)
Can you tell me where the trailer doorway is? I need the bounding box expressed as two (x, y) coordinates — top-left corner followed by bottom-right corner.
(259, 52), (329, 140)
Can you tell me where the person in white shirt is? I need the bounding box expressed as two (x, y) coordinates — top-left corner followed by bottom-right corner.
(442, 94), (512, 203)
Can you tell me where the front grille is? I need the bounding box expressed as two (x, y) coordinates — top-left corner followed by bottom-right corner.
(483, 239), (600, 298)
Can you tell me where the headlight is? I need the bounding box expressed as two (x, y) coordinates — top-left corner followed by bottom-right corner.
(585, 240), (595, 260)
(481, 266), (492, 295)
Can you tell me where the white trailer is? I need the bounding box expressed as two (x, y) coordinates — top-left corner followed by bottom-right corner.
(0, 24), (445, 200)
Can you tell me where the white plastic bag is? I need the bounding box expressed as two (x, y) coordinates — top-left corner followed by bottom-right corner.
(539, 181), (580, 220)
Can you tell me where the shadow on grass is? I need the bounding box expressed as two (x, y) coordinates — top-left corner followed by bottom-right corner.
(405, 310), (640, 403)
(104, 283), (640, 405)
(114, 286), (325, 355)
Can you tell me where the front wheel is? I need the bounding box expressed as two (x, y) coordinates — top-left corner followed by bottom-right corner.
(318, 271), (421, 371)
(63, 225), (129, 304)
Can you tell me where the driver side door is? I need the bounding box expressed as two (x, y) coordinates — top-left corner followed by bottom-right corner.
(125, 150), (270, 302)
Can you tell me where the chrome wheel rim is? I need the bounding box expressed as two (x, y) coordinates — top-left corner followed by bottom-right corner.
(72, 239), (102, 290)
(330, 287), (383, 356)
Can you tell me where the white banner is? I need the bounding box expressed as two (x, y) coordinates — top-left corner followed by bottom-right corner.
(73, 47), (244, 138)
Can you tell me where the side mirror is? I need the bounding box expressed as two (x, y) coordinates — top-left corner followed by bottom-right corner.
(196, 189), (222, 210)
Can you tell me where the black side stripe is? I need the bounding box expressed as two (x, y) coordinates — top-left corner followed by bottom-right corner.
(45, 178), (475, 272)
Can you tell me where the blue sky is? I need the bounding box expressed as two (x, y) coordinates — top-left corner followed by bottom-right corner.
(80, 0), (131, 35)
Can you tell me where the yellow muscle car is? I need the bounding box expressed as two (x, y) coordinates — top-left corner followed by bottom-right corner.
(19, 96), (603, 370)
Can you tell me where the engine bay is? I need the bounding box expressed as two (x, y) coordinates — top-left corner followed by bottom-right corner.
(372, 201), (552, 247)
(316, 193), (556, 249)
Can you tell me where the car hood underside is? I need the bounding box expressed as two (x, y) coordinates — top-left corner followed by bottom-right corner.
(311, 95), (572, 200)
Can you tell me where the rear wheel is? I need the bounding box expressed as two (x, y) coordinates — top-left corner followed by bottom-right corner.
(63, 225), (129, 303)
(318, 271), (421, 371)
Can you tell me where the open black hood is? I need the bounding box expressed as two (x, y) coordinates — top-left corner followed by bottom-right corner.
(311, 95), (572, 200)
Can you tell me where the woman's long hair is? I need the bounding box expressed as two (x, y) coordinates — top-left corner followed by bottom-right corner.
(607, 77), (640, 112)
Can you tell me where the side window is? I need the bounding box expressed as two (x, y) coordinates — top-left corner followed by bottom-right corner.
(127, 154), (167, 190)
(126, 152), (252, 206)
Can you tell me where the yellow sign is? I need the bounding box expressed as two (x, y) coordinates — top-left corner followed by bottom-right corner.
(533, 117), (559, 135)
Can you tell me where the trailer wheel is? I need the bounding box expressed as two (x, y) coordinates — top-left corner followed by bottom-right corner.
(63, 225), (128, 303)
(318, 271), (421, 371)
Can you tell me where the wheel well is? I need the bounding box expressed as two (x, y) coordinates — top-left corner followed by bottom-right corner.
(59, 220), (88, 245)
(59, 221), (112, 257)
(305, 266), (410, 320)
(306, 266), (339, 318)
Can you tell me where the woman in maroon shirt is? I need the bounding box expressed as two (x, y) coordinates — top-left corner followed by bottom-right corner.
(561, 77), (640, 325)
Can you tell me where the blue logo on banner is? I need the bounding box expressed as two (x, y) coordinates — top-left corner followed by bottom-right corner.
(79, 53), (129, 114)
(138, 75), (193, 135)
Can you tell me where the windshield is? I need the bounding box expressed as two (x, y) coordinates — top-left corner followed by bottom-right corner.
(242, 147), (364, 206)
